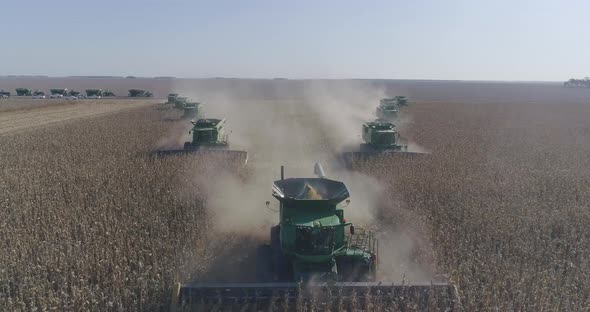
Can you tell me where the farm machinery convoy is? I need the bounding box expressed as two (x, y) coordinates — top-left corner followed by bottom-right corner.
(171, 163), (458, 310)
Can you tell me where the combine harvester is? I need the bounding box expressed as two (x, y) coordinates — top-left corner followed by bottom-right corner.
(156, 118), (247, 164)
(128, 89), (153, 97)
(167, 93), (179, 104)
(376, 98), (400, 122)
(171, 163), (458, 310)
(395, 95), (409, 107)
(182, 101), (201, 119)
(342, 120), (428, 167)
(15, 88), (32, 96)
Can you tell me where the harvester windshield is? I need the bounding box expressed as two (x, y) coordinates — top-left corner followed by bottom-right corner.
(295, 226), (336, 255)
(195, 129), (214, 142)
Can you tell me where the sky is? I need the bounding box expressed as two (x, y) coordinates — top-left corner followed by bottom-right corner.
(0, 0), (588, 81)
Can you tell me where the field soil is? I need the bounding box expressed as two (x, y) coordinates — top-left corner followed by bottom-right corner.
(1, 78), (590, 311)
(0, 99), (155, 135)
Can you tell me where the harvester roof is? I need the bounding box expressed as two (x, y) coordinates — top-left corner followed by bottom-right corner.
(364, 121), (395, 130)
(272, 178), (349, 205)
(193, 118), (224, 128)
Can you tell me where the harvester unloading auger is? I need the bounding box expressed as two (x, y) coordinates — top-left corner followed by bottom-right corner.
(155, 118), (247, 164)
(342, 120), (429, 167)
(171, 164), (459, 311)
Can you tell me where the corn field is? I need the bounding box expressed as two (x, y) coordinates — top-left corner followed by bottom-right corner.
(1, 98), (590, 311)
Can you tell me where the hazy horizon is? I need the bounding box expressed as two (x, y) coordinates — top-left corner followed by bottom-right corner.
(2, 0), (588, 81)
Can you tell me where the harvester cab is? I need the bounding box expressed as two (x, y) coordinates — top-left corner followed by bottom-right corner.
(174, 96), (188, 109)
(171, 164), (458, 310)
(167, 93), (178, 104)
(376, 98), (400, 121)
(185, 118), (227, 149)
(155, 118), (247, 164)
(395, 95), (409, 106)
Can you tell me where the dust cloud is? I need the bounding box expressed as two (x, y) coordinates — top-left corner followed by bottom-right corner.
(168, 80), (433, 282)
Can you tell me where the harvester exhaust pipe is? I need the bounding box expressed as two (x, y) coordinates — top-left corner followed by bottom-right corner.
(281, 165), (284, 180)
(314, 162), (327, 179)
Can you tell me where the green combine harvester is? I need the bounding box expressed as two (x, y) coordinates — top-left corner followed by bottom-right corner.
(50, 88), (68, 96)
(102, 90), (115, 97)
(85, 89), (103, 97)
(182, 101), (201, 119)
(156, 118), (247, 164)
(376, 98), (400, 121)
(342, 120), (427, 166)
(395, 95), (409, 106)
(171, 163), (458, 310)
(128, 89), (153, 97)
(167, 93), (178, 104)
(15, 88), (32, 96)
(174, 96), (188, 109)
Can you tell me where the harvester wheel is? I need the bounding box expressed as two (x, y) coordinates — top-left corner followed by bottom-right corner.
(256, 245), (272, 282)
(183, 142), (191, 150)
(271, 225), (292, 281)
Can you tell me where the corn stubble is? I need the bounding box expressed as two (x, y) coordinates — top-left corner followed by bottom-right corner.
(1, 101), (590, 311)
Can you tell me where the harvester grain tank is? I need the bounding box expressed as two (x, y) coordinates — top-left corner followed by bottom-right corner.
(15, 88), (32, 96)
(128, 89), (153, 97)
(155, 118), (247, 164)
(376, 98), (400, 121)
(171, 164), (458, 310)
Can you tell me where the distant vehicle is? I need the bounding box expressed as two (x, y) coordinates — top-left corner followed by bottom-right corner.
(0, 90), (10, 98)
(15, 88), (32, 96)
(128, 89), (153, 97)
(50, 88), (68, 97)
(32, 90), (46, 99)
(102, 90), (115, 97)
(85, 89), (103, 97)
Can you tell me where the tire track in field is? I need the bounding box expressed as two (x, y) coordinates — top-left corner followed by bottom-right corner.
(0, 100), (155, 136)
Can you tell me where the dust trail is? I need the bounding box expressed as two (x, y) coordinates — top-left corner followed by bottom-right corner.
(168, 80), (432, 282)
